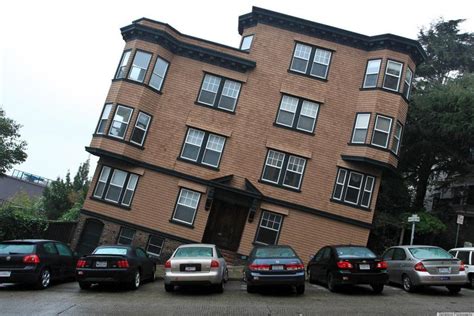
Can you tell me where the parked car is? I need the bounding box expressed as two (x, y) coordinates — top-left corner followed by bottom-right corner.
(382, 245), (468, 293)
(307, 245), (388, 293)
(164, 244), (228, 293)
(244, 245), (305, 294)
(0, 239), (77, 289)
(449, 247), (474, 288)
(76, 245), (156, 290)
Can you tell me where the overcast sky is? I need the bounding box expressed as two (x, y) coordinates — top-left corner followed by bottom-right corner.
(1, 0), (473, 181)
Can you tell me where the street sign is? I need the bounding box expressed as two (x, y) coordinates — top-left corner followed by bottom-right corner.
(408, 215), (420, 223)
(457, 215), (464, 225)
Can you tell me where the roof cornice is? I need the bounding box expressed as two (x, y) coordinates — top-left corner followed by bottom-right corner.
(239, 7), (427, 65)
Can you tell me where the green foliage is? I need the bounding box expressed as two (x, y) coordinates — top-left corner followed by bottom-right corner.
(0, 107), (27, 175)
(402, 211), (447, 235)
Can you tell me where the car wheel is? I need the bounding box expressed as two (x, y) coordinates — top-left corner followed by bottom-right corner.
(308, 270), (314, 284)
(246, 284), (257, 293)
(164, 284), (174, 292)
(371, 283), (384, 294)
(130, 270), (140, 290)
(402, 274), (416, 293)
(214, 281), (224, 294)
(224, 268), (229, 283)
(79, 281), (92, 290)
(327, 272), (338, 292)
(446, 286), (461, 294)
(151, 266), (156, 282)
(35, 268), (51, 290)
(296, 284), (305, 295)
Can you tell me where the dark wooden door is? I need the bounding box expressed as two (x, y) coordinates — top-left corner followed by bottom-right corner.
(76, 220), (104, 256)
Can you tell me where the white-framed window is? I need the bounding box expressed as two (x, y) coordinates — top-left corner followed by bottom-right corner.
(344, 172), (364, 205)
(121, 174), (139, 207)
(276, 95), (298, 127)
(332, 168), (375, 209)
(332, 169), (347, 201)
(172, 188), (201, 225)
(290, 43), (332, 79)
(93, 166), (139, 207)
(255, 211), (283, 245)
(240, 35), (254, 51)
(115, 50), (131, 79)
(383, 60), (403, 91)
(93, 166), (111, 198)
(146, 235), (164, 257)
(96, 104), (113, 134)
(149, 57), (169, 91)
(261, 150), (307, 190)
(351, 113), (371, 143)
(297, 100), (319, 132)
(180, 128), (226, 168)
(108, 105), (133, 139)
(275, 95), (319, 133)
(371, 115), (393, 148)
(130, 112), (151, 146)
(363, 59), (381, 88)
(403, 68), (413, 99)
(117, 227), (135, 245)
(128, 51), (152, 83)
(360, 176), (375, 208)
(197, 74), (241, 112)
(104, 169), (128, 203)
(391, 122), (403, 155)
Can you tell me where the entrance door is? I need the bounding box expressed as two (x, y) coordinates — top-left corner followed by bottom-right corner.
(203, 199), (248, 251)
(76, 219), (104, 255)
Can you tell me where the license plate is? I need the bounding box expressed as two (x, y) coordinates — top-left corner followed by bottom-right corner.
(440, 276), (450, 281)
(272, 265), (284, 270)
(359, 264), (370, 270)
(0, 271), (11, 277)
(95, 261), (107, 268)
(438, 267), (451, 274)
(185, 266), (196, 272)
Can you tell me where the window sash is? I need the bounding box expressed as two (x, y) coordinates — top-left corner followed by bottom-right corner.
(149, 57), (169, 91)
(173, 189), (200, 224)
(104, 170), (127, 203)
(360, 176), (375, 208)
(240, 35), (254, 50)
(128, 51), (152, 83)
(118, 228), (135, 245)
(262, 150), (285, 184)
(108, 106), (133, 139)
(276, 95), (298, 127)
(290, 43), (311, 73)
(198, 74), (221, 106)
(363, 59), (381, 88)
(310, 48), (331, 79)
(217, 80), (241, 111)
(181, 129), (205, 162)
(351, 114), (370, 143)
(255, 211), (282, 245)
(391, 122), (403, 154)
(383, 60), (403, 91)
(96, 104), (113, 134)
(371, 115), (393, 148)
(403, 68), (413, 99)
(146, 236), (164, 256)
(296, 101), (319, 132)
(121, 174), (138, 206)
(333, 169), (347, 200)
(344, 172), (364, 205)
(283, 156), (306, 189)
(115, 51), (131, 79)
(94, 166), (111, 198)
(130, 112), (151, 146)
(201, 134), (225, 167)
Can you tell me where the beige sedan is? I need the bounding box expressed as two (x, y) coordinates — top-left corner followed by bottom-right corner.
(164, 244), (228, 293)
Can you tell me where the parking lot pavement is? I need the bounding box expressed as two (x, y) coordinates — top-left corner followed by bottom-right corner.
(0, 280), (473, 316)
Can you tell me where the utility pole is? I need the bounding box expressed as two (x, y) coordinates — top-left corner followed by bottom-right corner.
(455, 214), (464, 248)
(408, 214), (420, 246)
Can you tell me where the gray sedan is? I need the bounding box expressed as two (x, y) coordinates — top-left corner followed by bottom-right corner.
(382, 245), (468, 293)
(164, 244), (228, 293)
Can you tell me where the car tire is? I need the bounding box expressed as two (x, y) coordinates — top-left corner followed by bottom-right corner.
(129, 270), (141, 290)
(308, 270), (314, 284)
(327, 272), (338, 292)
(402, 274), (417, 293)
(79, 281), (92, 290)
(151, 266), (156, 282)
(35, 268), (51, 290)
(246, 284), (257, 293)
(164, 284), (174, 292)
(371, 284), (384, 294)
(214, 281), (224, 294)
(296, 284), (305, 295)
(447, 285), (461, 294)
(224, 268), (229, 283)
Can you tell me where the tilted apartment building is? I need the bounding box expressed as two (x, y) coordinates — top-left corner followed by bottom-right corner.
(71, 7), (426, 263)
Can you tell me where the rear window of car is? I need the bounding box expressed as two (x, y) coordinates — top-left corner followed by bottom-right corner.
(0, 243), (35, 254)
(408, 247), (452, 259)
(456, 251), (470, 264)
(93, 247), (128, 255)
(174, 247), (213, 258)
(336, 247), (376, 259)
(255, 247), (296, 258)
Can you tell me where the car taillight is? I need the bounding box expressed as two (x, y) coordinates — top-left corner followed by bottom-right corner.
(210, 260), (219, 269)
(248, 264), (271, 271)
(23, 254), (40, 264)
(76, 259), (87, 268)
(414, 262), (427, 272)
(164, 260), (171, 269)
(336, 261), (353, 269)
(459, 261), (465, 271)
(376, 261), (388, 269)
(117, 259), (129, 268)
(285, 263), (305, 271)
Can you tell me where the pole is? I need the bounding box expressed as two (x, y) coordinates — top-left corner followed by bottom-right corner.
(410, 222), (416, 245)
(455, 224), (460, 248)
(399, 227), (405, 245)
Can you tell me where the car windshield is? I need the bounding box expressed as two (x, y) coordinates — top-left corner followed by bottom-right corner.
(336, 247), (376, 259)
(0, 243), (35, 254)
(255, 247), (296, 258)
(409, 247), (452, 259)
(93, 247), (128, 255)
(174, 247), (213, 258)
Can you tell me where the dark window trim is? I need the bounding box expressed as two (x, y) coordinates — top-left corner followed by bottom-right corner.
(130, 110), (154, 147)
(349, 112), (372, 144)
(114, 49), (132, 79)
(390, 119), (404, 156)
(288, 41), (333, 81)
(360, 58), (382, 89)
(330, 166), (376, 211)
(370, 113), (394, 149)
(148, 55), (171, 92)
(169, 187), (202, 228)
(382, 59), (405, 93)
(95, 103), (114, 135)
(239, 34), (255, 51)
(116, 226), (136, 245)
(273, 94), (321, 135)
(195, 72), (243, 113)
(126, 49), (154, 83)
(107, 104), (135, 140)
(253, 210), (284, 245)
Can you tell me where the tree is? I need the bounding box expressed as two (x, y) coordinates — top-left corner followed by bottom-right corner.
(0, 107), (27, 175)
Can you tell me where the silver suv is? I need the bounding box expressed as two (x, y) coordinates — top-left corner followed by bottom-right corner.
(449, 247), (474, 288)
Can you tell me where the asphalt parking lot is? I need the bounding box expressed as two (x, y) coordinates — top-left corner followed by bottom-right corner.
(0, 280), (473, 315)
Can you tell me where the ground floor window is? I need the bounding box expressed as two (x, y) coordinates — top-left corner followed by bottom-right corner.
(146, 235), (164, 257)
(117, 227), (135, 245)
(254, 211), (283, 245)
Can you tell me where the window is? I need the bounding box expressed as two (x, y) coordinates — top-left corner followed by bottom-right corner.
(180, 128), (226, 168)
(351, 113), (371, 144)
(108, 105), (133, 139)
(240, 35), (254, 51)
(197, 74), (242, 112)
(136, 248), (147, 258)
(146, 235), (164, 257)
(290, 43), (332, 79)
(55, 243), (72, 257)
(172, 188), (201, 225)
(261, 150), (307, 190)
(275, 95), (320, 133)
(371, 115), (393, 148)
(128, 51), (152, 83)
(43, 242), (58, 255)
(393, 248), (407, 260)
(391, 122), (403, 155)
(93, 166), (139, 207)
(382, 60), (403, 91)
(332, 168), (376, 209)
(130, 112), (151, 146)
(115, 50), (131, 79)
(363, 59), (381, 88)
(255, 211), (283, 245)
(96, 104), (113, 134)
(403, 68), (413, 99)
(149, 57), (169, 91)
(117, 227), (135, 245)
